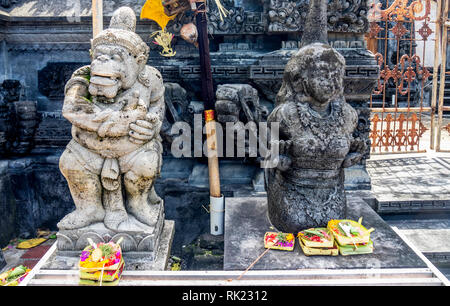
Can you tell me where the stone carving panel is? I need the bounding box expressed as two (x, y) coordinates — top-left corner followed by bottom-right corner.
(0, 0), (17, 8)
(9, 101), (38, 155)
(215, 84), (270, 158)
(268, 0), (370, 33)
(207, 0), (265, 34)
(0, 81), (39, 156)
(160, 82), (194, 155)
(38, 62), (89, 100)
(216, 84), (267, 124)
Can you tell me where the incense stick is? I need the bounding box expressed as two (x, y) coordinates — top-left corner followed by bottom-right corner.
(236, 244), (273, 281)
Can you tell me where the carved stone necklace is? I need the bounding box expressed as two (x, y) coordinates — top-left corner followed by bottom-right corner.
(296, 99), (346, 148)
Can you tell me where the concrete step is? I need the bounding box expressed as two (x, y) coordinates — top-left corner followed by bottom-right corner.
(376, 199), (450, 214)
(18, 206), (449, 286)
(27, 268), (444, 286)
(398, 229), (450, 266)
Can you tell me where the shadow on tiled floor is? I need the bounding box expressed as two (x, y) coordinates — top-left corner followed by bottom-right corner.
(368, 156), (450, 202)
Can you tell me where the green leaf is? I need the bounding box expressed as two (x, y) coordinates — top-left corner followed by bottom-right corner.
(6, 265), (27, 281)
(81, 96), (93, 103)
(304, 230), (324, 237)
(171, 256), (181, 262)
(99, 244), (113, 258)
(350, 228), (360, 236)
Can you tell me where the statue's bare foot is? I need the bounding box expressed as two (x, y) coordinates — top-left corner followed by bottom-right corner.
(127, 200), (159, 227)
(104, 209), (129, 231)
(57, 207), (105, 230)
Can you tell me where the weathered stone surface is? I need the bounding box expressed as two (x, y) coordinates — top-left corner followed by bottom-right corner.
(264, 1), (370, 232)
(216, 84), (266, 124)
(56, 7), (171, 265)
(0, 160), (16, 247)
(181, 233), (224, 270)
(0, 250), (5, 271)
(9, 101), (38, 155)
(344, 163), (372, 190)
(268, 0), (370, 34)
(299, 0), (328, 47)
(7, 153), (73, 238)
(0, 81), (39, 157)
(0, 0), (379, 251)
(1, 0), (369, 35)
(1, 2), (377, 194)
(56, 206), (165, 263)
(224, 197), (427, 270)
(162, 189), (210, 255)
(0, 80), (21, 103)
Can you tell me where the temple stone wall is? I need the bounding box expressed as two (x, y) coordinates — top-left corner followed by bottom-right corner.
(0, 0), (378, 245)
(7, 49), (90, 109)
(0, 160), (16, 247)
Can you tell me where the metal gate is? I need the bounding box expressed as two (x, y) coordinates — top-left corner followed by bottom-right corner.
(433, 0), (450, 152)
(367, 0), (436, 154)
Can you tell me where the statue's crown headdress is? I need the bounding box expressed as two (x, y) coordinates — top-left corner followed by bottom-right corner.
(91, 7), (149, 60)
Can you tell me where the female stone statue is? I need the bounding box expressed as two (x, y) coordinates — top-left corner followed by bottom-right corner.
(265, 0), (366, 233)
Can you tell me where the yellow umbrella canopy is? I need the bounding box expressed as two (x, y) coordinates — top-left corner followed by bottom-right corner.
(140, 0), (177, 30)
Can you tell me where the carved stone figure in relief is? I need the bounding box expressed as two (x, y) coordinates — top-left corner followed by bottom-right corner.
(265, 0), (366, 232)
(58, 7), (165, 232)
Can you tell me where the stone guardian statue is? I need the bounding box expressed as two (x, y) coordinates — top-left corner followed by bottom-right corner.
(57, 7), (166, 253)
(265, 0), (367, 233)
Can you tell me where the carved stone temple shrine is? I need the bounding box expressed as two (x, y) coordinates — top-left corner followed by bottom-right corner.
(0, 0), (449, 286)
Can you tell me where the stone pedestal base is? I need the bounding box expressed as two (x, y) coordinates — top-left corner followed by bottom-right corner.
(57, 202), (164, 258)
(224, 196), (427, 270)
(344, 164), (372, 190)
(44, 198), (174, 271)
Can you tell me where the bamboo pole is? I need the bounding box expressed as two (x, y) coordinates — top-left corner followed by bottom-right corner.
(431, 0), (443, 149)
(195, 1), (221, 198)
(92, 0), (103, 38)
(437, 0), (449, 151)
(205, 112), (221, 198)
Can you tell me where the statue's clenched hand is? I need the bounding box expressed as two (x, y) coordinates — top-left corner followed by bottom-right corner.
(96, 92), (148, 138)
(350, 137), (367, 154)
(342, 137), (367, 168)
(129, 113), (161, 145)
(269, 139), (293, 172)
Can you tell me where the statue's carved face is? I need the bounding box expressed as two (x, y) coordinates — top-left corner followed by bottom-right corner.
(304, 60), (343, 104)
(287, 44), (345, 105)
(89, 45), (141, 99)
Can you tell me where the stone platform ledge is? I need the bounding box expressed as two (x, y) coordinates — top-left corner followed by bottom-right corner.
(224, 196), (428, 271)
(42, 220), (175, 271)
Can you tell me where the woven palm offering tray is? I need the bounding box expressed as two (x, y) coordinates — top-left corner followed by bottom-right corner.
(0, 265), (31, 286)
(336, 239), (374, 256)
(327, 218), (375, 256)
(297, 228), (334, 248)
(78, 238), (124, 286)
(79, 261), (124, 286)
(297, 228), (338, 256)
(264, 232), (295, 251)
